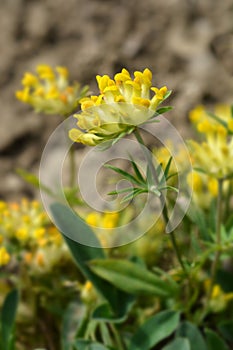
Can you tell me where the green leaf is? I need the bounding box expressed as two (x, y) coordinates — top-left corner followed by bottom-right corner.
(164, 157), (173, 178)
(105, 164), (142, 186)
(218, 320), (233, 343)
(107, 187), (135, 196)
(16, 168), (54, 196)
(207, 112), (228, 129)
(176, 322), (207, 350)
(163, 90), (172, 100)
(99, 322), (114, 348)
(0, 289), (19, 350)
(73, 339), (110, 350)
(112, 131), (128, 146)
(158, 185), (179, 193)
(166, 172), (178, 181)
(162, 337), (191, 350)
(92, 302), (133, 323)
(128, 310), (180, 350)
(129, 158), (145, 183)
(143, 118), (160, 125)
(61, 301), (87, 350)
(89, 259), (178, 297)
(121, 188), (148, 203)
(156, 106), (173, 115)
(205, 329), (229, 350)
(51, 203), (134, 321)
(193, 167), (209, 175)
(187, 206), (210, 241)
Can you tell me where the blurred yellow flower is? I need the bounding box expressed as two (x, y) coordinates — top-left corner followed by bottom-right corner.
(16, 228), (29, 241)
(204, 279), (233, 313)
(189, 104), (233, 179)
(0, 246), (10, 266)
(0, 199), (47, 244)
(153, 140), (221, 208)
(16, 64), (89, 116)
(0, 199), (70, 274)
(86, 211), (119, 229)
(85, 211), (120, 247)
(190, 104), (233, 134)
(69, 68), (170, 146)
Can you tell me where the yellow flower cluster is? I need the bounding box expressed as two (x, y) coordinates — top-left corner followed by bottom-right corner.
(186, 172), (219, 208)
(69, 68), (169, 146)
(1, 199), (48, 244)
(153, 140), (219, 208)
(86, 211), (119, 229)
(190, 105), (233, 134)
(85, 211), (120, 247)
(16, 65), (89, 116)
(189, 105), (233, 179)
(0, 199), (68, 273)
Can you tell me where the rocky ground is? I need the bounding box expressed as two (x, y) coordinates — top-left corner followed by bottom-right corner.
(0, 0), (232, 200)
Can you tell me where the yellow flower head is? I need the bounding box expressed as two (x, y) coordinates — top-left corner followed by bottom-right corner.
(188, 104), (233, 179)
(190, 104), (233, 135)
(69, 68), (170, 146)
(16, 64), (89, 116)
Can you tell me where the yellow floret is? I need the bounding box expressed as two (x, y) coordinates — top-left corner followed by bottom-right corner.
(22, 73), (38, 86)
(0, 247), (10, 266)
(16, 228), (29, 241)
(56, 66), (69, 78)
(33, 227), (46, 239)
(208, 178), (218, 196)
(189, 105), (205, 123)
(36, 64), (55, 80)
(86, 212), (99, 226)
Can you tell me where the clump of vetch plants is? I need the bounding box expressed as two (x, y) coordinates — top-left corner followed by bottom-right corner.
(0, 66), (233, 350)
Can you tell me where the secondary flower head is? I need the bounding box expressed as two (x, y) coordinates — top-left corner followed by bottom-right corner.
(0, 199), (70, 274)
(16, 65), (89, 116)
(69, 68), (170, 146)
(190, 104), (233, 134)
(188, 104), (233, 179)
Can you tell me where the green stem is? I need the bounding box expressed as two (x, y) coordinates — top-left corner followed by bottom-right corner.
(63, 113), (77, 189)
(225, 180), (232, 221)
(209, 178), (223, 290)
(109, 324), (125, 350)
(198, 178), (224, 324)
(134, 128), (186, 273)
(69, 143), (76, 188)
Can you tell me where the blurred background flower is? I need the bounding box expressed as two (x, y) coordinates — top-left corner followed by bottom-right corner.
(16, 64), (89, 116)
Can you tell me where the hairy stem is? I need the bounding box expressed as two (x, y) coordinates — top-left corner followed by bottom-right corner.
(134, 127), (186, 272)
